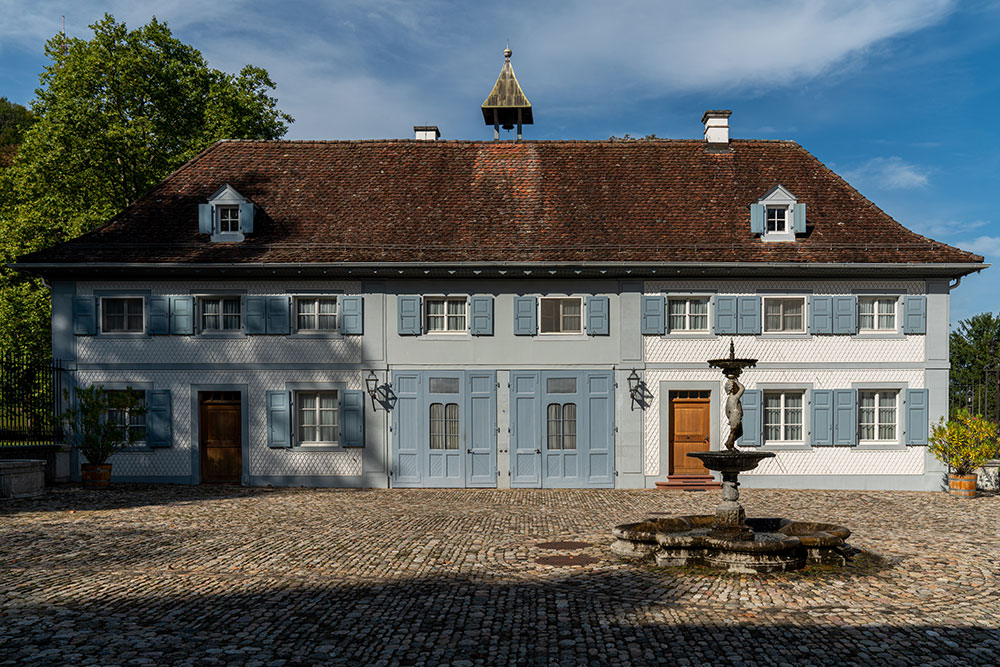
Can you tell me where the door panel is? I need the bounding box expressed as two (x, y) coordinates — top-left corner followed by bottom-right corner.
(670, 395), (711, 475)
(392, 374), (422, 487)
(542, 373), (584, 488)
(200, 393), (241, 484)
(424, 372), (464, 487)
(466, 372), (497, 487)
(585, 372), (614, 486)
(510, 372), (542, 487)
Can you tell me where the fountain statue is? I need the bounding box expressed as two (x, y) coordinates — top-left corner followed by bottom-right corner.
(611, 340), (852, 573)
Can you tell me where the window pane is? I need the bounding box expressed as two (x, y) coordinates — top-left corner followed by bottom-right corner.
(319, 425), (336, 441)
(546, 378), (577, 394)
(540, 300), (559, 333)
(785, 424), (802, 441)
(689, 314), (708, 331)
(859, 299), (874, 315)
(878, 314), (894, 330)
(427, 300), (444, 315)
(447, 315), (465, 331)
(445, 403), (460, 449)
(669, 314), (686, 331)
(429, 403), (444, 449)
(764, 300), (782, 331)
(668, 300), (687, 315)
(689, 299), (708, 315)
(446, 300), (465, 315)
(765, 424), (782, 441)
(562, 403), (576, 449)
(318, 299), (337, 314)
(427, 315), (445, 331)
(547, 403), (562, 450)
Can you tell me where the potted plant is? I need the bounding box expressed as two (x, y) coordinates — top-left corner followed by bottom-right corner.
(928, 409), (999, 497)
(61, 385), (147, 488)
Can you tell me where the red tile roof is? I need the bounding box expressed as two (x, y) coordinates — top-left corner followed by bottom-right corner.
(18, 139), (983, 269)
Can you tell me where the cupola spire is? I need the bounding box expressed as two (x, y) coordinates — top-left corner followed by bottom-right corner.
(481, 43), (533, 141)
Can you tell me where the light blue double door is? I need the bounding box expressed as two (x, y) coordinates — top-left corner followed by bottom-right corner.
(392, 371), (498, 488)
(510, 370), (615, 488)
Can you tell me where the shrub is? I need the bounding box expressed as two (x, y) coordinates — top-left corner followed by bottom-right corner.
(927, 409), (999, 476)
(61, 385), (146, 466)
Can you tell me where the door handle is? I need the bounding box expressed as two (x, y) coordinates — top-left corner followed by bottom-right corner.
(467, 449), (472, 454)
(704, 437), (710, 442)
(535, 449), (541, 454)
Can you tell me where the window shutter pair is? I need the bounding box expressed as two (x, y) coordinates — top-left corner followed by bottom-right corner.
(197, 203), (255, 234)
(902, 296), (927, 334)
(512, 296), (609, 335)
(72, 297), (97, 335)
(749, 202), (806, 234)
(808, 296), (857, 334)
(811, 390), (857, 446)
(72, 295), (196, 336)
(641, 296), (665, 335)
(169, 296), (194, 335)
(266, 389), (365, 448)
(398, 295), (495, 335)
(738, 390), (763, 447)
(714, 296), (760, 334)
(243, 296), (291, 334)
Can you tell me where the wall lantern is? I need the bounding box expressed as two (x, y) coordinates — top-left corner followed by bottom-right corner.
(627, 368), (644, 410)
(365, 370), (380, 411)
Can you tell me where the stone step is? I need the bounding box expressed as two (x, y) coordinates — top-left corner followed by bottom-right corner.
(655, 475), (722, 491)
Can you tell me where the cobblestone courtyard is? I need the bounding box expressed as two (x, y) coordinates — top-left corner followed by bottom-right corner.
(1, 486), (998, 666)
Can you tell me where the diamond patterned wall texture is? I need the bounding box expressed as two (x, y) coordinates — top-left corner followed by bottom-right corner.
(642, 368), (926, 477)
(77, 281), (363, 365)
(644, 279), (926, 296)
(76, 370), (364, 479)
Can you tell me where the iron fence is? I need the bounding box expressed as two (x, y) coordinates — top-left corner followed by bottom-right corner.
(0, 354), (64, 445)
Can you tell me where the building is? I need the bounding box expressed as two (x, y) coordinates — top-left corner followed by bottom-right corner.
(14, 50), (986, 491)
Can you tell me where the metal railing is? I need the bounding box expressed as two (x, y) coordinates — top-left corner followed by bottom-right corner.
(0, 354), (64, 445)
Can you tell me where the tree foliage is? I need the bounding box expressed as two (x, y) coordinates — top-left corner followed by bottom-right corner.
(60, 385), (147, 466)
(928, 409), (999, 475)
(0, 14), (293, 359)
(950, 312), (1000, 386)
(0, 97), (35, 167)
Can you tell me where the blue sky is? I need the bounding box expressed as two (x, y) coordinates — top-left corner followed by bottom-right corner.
(0, 0), (997, 325)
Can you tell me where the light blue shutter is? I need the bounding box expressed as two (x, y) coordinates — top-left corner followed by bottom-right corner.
(198, 204), (212, 234)
(903, 296), (927, 334)
(832, 296), (857, 335)
(146, 390), (172, 447)
(737, 296), (761, 334)
(714, 296), (738, 335)
(809, 296), (833, 334)
(266, 296), (290, 334)
(793, 202), (806, 234)
(811, 389), (834, 445)
(147, 296), (169, 334)
(833, 389), (857, 446)
(750, 204), (764, 234)
(72, 297), (96, 335)
(239, 202), (254, 233)
(738, 389), (762, 447)
(513, 296), (537, 335)
(397, 295), (421, 335)
(469, 296), (494, 336)
(905, 388), (929, 445)
(266, 391), (291, 448)
(585, 296), (610, 335)
(340, 390), (365, 447)
(339, 295), (364, 335)
(244, 297), (266, 334)
(641, 295), (665, 335)
(169, 296), (194, 335)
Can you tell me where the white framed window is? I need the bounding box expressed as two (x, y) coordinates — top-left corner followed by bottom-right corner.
(546, 403), (577, 450)
(429, 402), (460, 449)
(668, 297), (709, 332)
(425, 297), (467, 333)
(296, 297), (338, 331)
(763, 391), (804, 443)
(101, 297), (144, 333)
(199, 297), (242, 332)
(296, 391), (339, 445)
(763, 297), (805, 333)
(859, 390), (898, 443)
(218, 206), (240, 233)
(539, 297), (582, 334)
(859, 297), (897, 332)
(766, 206), (788, 233)
(105, 390), (147, 443)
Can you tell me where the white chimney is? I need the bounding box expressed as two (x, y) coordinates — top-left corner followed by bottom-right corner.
(701, 110), (732, 145)
(414, 125), (440, 141)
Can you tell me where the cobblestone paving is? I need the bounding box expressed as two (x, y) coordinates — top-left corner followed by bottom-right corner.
(1, 486), (999, 666)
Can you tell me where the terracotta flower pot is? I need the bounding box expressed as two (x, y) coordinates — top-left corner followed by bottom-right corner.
(81, 463), (112, 488)
(948, 473), (977, 498)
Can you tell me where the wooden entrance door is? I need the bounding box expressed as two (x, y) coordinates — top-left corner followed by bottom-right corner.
(669, 391), (711, 475)
(200, 392), (242, 484)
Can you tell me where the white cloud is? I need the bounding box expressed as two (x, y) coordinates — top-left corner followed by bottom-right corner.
(964, 235), (1000, 258)
(842, 156), (930, 190)
(0, 0), (958, 138)
(911, 219), (990, 238)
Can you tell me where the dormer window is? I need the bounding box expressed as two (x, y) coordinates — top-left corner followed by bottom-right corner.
(751, 185), (805, 242)
(766, 206), (788, 233)
(198, 184), (255, 242)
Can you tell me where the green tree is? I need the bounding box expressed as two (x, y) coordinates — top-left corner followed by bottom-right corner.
(950, 312), (1000, 419)
(0, 14), (293, 358)
(0, 97), (35, 167)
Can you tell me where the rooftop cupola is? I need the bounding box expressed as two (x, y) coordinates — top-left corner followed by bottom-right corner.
(481, 43), (533, 141)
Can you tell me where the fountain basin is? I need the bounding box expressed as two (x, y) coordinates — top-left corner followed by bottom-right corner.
(688, 450), (774, 473)
(611, 515), (852, 573)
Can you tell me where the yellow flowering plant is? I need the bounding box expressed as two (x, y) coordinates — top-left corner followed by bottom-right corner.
(927, 409), (999, 476)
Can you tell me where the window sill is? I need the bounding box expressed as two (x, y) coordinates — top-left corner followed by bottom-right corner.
(290, 445), (347, 452)
(195, 332), (246, 339)
(757, 333), (811, 339)
(286, 332), (344, 340)
(535, 333), (587, 340)
(759, 443), (811, 452)
(209, 232), (245, 243)
(97, 333), (150, 339)
(851, 332), (906, 340)
(662, 332), (716, 339)
(420, 332), (472, 339)
(853, 442), (906, 451)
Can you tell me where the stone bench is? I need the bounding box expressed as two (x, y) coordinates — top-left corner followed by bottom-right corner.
(0, 459), (46, 499)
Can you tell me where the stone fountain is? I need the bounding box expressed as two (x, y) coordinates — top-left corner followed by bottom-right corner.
(612, 340), (851, 573)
